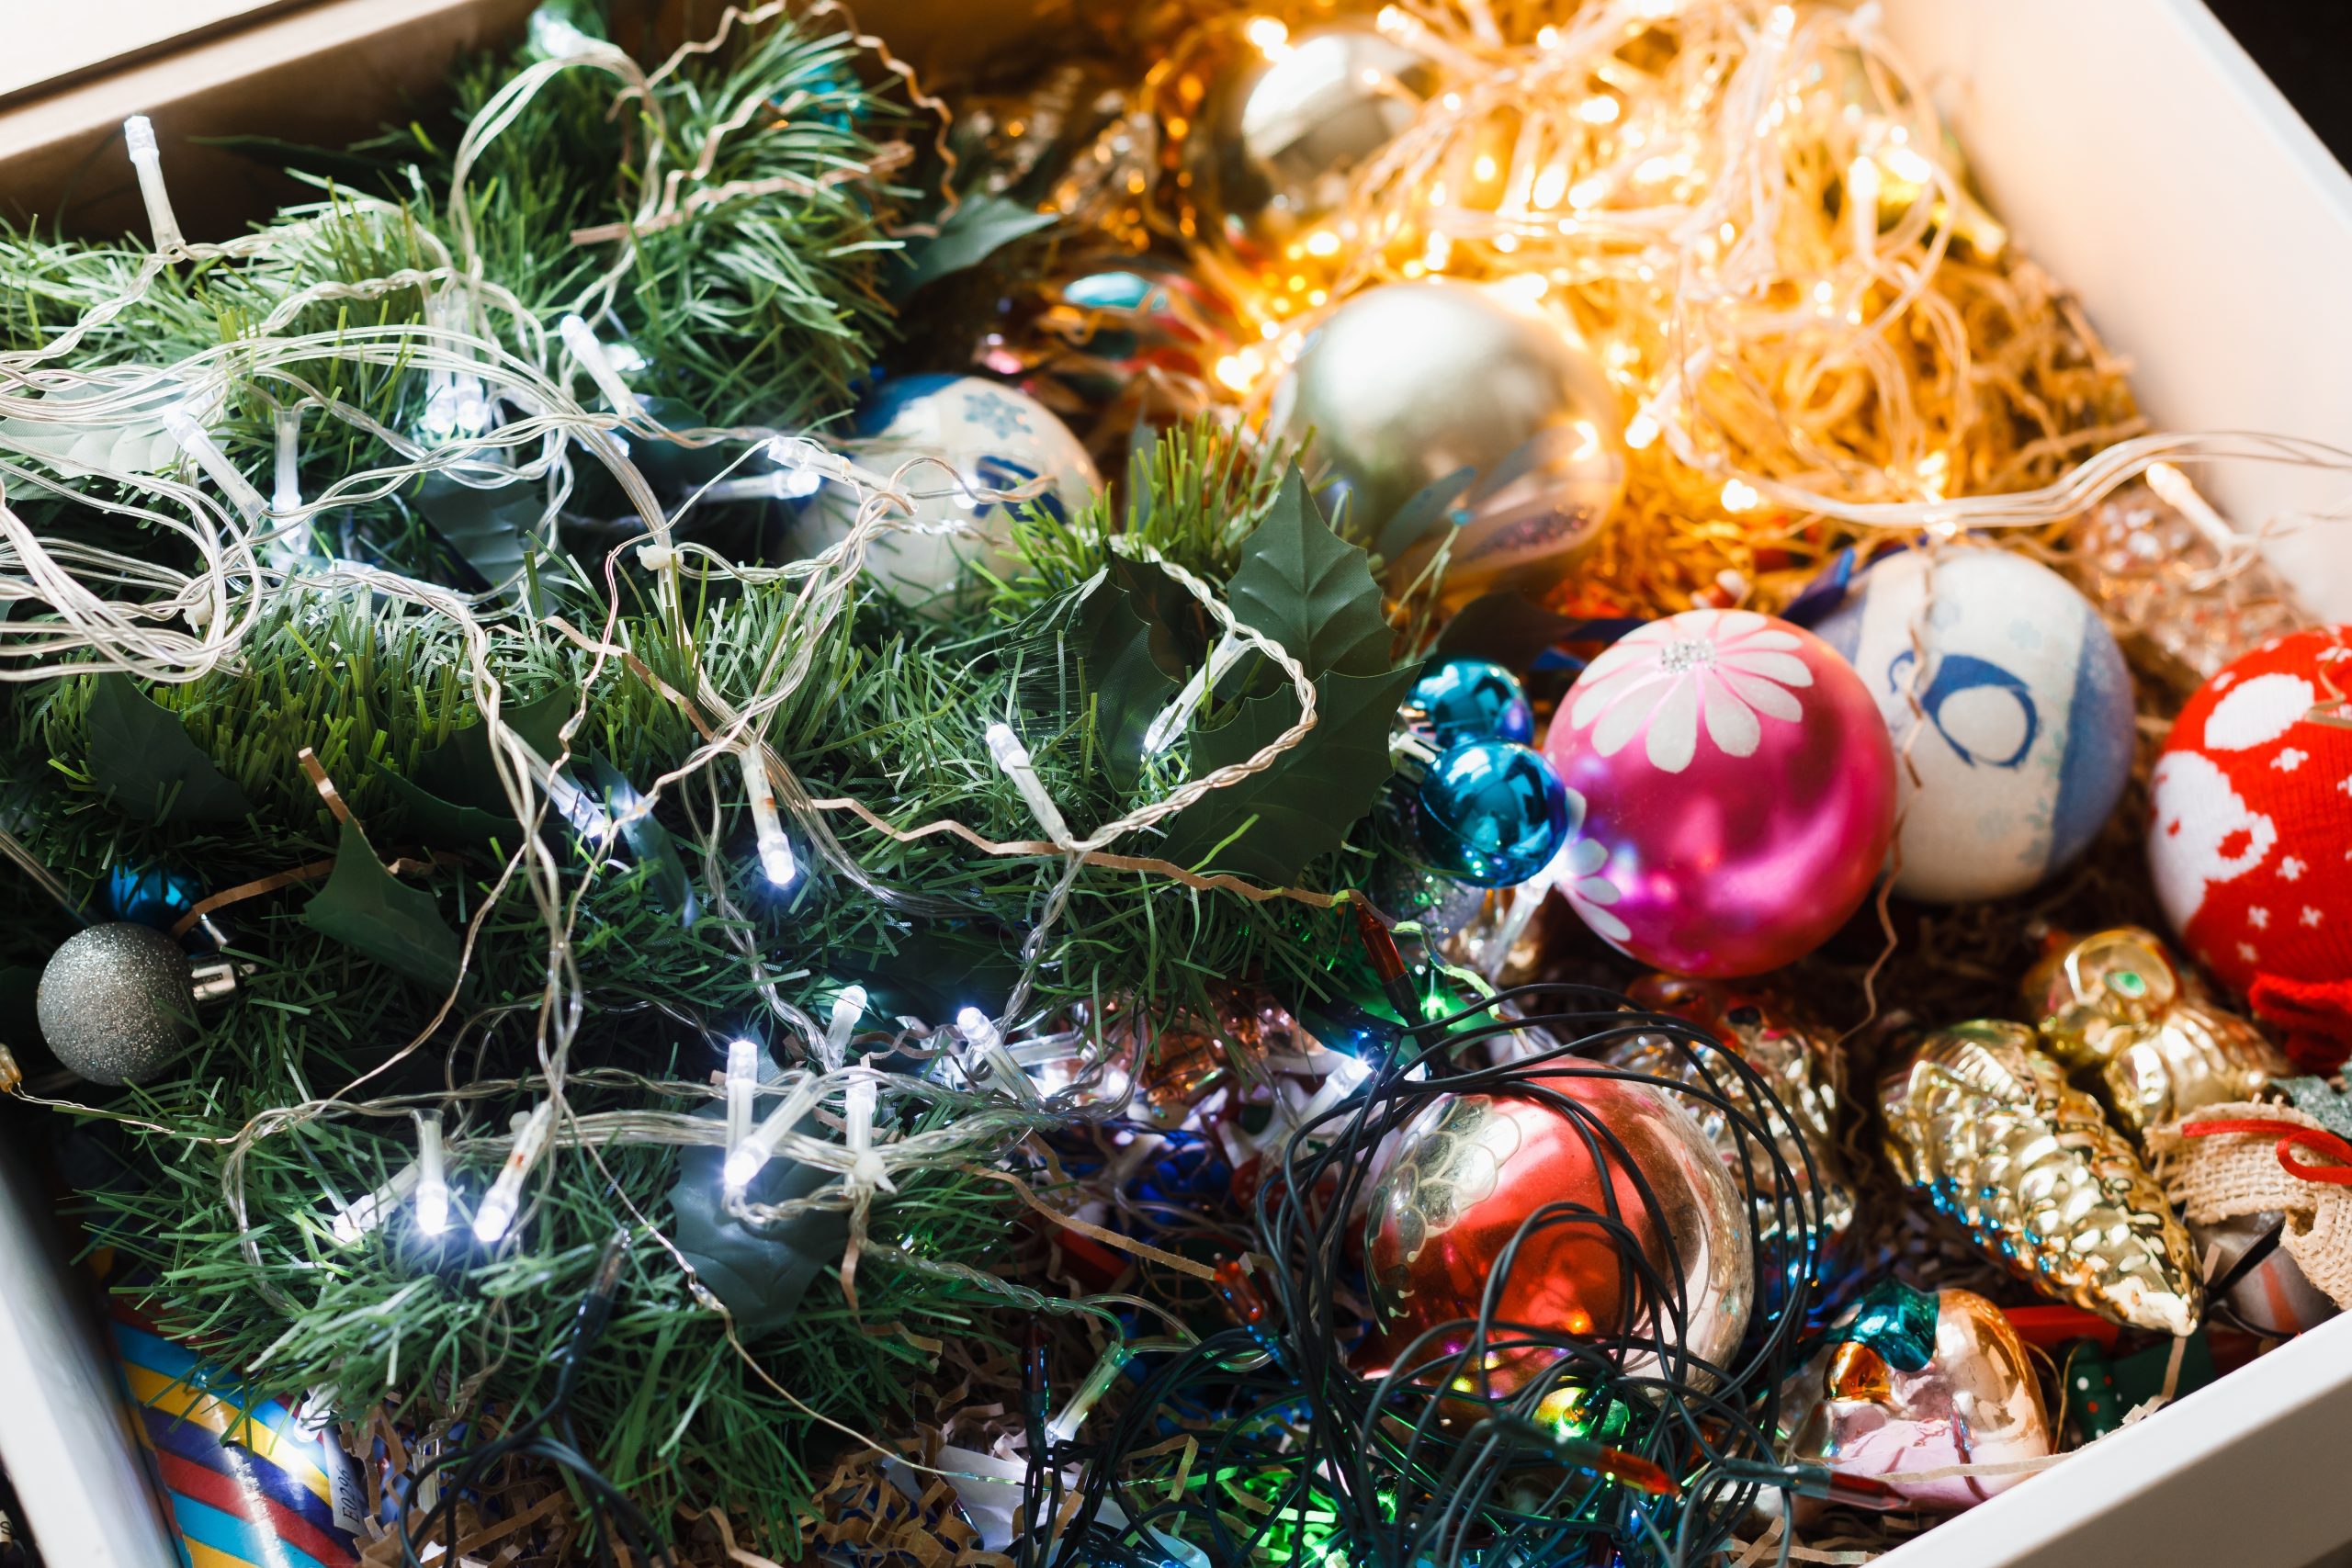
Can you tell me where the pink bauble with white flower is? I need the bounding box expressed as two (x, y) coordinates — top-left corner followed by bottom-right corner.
(1543, 609), (1896, 977)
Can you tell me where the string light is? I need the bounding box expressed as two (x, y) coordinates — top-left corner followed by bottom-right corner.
(121, 115), (184, 254)
(739, 741), (798, 887)
(329, 1159), (421, 1246)
(1045, 1343), (1131, 1444)
(984, 721), (1075, 847)
(413, 1111), (450, 1236)
(270, 404), (311, 563)
(704, 436), (825, 502)
(558, 313), (644, 414)
(841, 1077), (892, 1193)
(726, 1077), (822, 1192)
(160, 406), (269, 525)
(956, 1005), (1040, 1104)
(472, 1099), (556, 1244)
(823, 986), (867, 1071)
(725, 1038), (760, 1155)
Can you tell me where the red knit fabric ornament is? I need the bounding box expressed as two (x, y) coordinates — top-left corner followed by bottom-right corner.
(2149, 626), (2352, 1072)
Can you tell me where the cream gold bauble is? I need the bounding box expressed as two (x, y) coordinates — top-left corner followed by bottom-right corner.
(1269, 280), (1625, 600)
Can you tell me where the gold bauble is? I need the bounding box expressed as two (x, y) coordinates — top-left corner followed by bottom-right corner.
(1170, 21), (1433, 273)
(1269, 280), (1626, 599)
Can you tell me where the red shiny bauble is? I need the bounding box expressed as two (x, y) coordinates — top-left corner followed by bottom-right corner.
(1359, 1071), (1750, 1389)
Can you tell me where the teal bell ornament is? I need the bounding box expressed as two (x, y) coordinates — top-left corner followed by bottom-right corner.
(1415, 740), (1569, 888)
(1408, 657), (1535, 750)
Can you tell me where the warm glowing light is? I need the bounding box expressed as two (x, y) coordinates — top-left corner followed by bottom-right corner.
(1536, 25), (1559, 48)
(1766, 4), (1796, 35)
(1532, 164), (1569, 209)
(1491, 274), (1549, 308)
(1720, 479), (1761, 513)
(1304, 229), (1340, 257)
(1846, 155), (1883, 254)
(1882, 144), (1937, 185)
(1576, 96), (1621, 126)
(1214, 350), (1262, 391)
(1244, 16), (1289, 53)
(1916, 450), (1950, 502)
(1567, 177), (1608, 209)
(1624, 412), (1659, 450)
(1474, 153), (1499, 184)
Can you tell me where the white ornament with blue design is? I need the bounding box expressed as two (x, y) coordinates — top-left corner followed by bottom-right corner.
(1815, 546), (2136, 904)
(789, 375), (1100, 605)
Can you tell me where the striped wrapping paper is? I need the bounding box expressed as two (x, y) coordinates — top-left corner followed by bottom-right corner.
(106, 1303), (366, 1568)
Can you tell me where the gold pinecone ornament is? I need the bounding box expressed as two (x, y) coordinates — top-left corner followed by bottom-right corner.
(1881, 1020), (2201, 1336)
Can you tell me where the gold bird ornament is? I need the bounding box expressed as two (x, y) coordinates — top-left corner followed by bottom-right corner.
(1881, 1020), (2201, 1336)
(2022, 926), (2290, 1143)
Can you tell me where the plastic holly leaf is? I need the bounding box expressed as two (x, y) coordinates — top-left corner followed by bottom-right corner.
(576, 753), (697, 923)
(0, 381), (183, 489)
(2279, 1076), (2352, 1139)
(1158, 661), (1420, 886)
(666, 1106), (849, 1339)
(375, 771), (515, 848)
(413, 469), (548, 595)
(84, 672), (254, 823)
(888, 194), (1058, 299)
(398, 685), (582, 824)
(1432, 591), (1584, 672)
(1075, 570), (1180, 788)
(1373, 464), (1477, 564)
(301, 818), (463, 991)
(1226, 467), (1396, 681)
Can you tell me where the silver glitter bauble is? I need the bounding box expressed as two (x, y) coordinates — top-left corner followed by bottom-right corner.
(36, 921), (195, 1086)
(1177, 24), (1434, 268)
(1270, 281), (1626, 601)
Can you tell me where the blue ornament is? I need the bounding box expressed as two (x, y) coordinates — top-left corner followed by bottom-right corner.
(1409, 657), (1535, 749)
(105, 863), (199, 931)
(1416, 740), (1570, 887)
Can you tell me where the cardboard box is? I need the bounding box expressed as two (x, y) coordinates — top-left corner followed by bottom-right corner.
(1, 2), (2347, 1564)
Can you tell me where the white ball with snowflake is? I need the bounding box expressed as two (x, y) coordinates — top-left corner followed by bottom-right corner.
(789, 375), (1100, 607)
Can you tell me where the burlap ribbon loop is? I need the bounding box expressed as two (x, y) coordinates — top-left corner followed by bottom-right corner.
(2147, 1100), (2352, 1309)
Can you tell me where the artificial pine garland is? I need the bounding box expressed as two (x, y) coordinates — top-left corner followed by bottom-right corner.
(0, 6), (1427, 1551)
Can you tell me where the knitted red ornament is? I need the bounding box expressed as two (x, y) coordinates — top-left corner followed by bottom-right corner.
(2149, 626), (2352, 1072)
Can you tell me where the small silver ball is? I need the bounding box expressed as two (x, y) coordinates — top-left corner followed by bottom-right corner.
(36, 922), (194, 1086)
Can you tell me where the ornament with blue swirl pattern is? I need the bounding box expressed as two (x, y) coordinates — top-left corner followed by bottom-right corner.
(1815, 546), (2135, 904)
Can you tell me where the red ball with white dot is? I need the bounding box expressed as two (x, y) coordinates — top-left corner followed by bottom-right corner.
(2148, 626), (2352, 1070)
